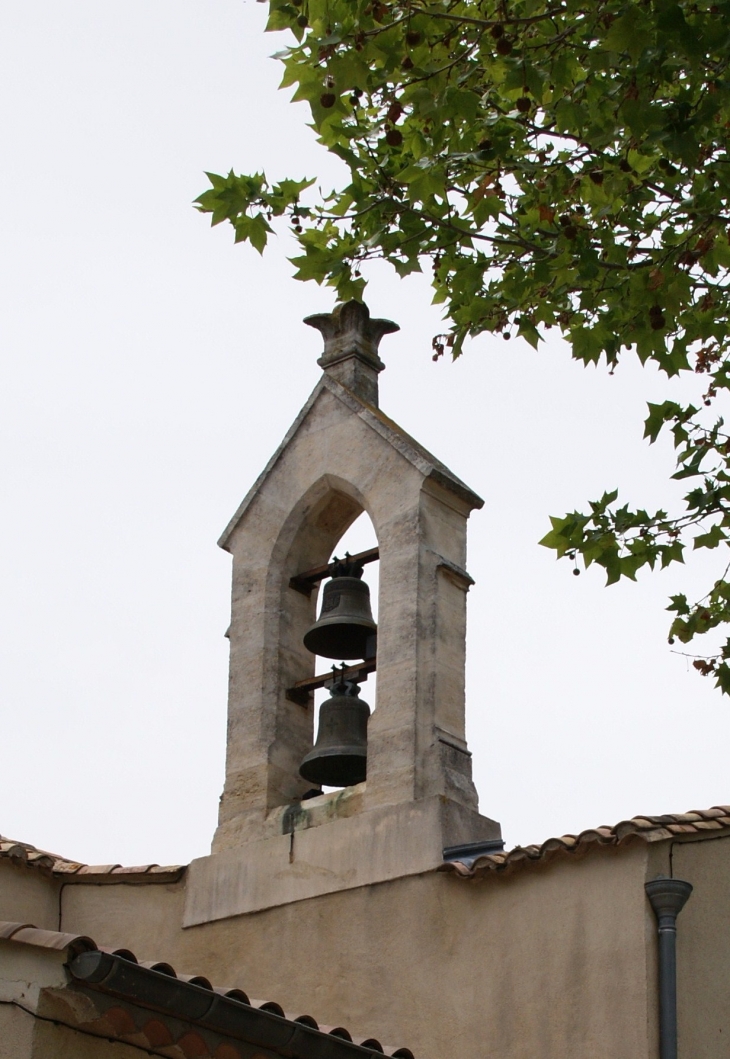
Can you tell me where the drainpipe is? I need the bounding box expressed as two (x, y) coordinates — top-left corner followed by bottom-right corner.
(645, 877), (693, 1059)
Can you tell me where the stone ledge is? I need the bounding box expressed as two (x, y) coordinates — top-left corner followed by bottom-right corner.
(183, 798), (500, 925)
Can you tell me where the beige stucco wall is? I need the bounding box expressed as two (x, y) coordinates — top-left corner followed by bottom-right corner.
(34, 1022), (147, 1058)
(671, 835), (730, 1059)
(59, 845), (655, 1059)
(61, 880), (186, 963)
(0, 1005), (146, 1059)
(0, 935), (145, 1058)
(0, 861), (59, 930)
(8, 836), (730, 1059)
(0, 1003), (35, 1058)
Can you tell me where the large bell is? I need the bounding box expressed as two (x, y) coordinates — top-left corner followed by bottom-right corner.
(299, 679), (370, 788)
(303, 566), (377, 661)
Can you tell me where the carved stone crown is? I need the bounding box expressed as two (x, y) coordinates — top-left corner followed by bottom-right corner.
(305, 302), (399, 405)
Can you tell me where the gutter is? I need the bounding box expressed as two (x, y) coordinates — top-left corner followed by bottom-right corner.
(69, 951), (409, 1059)
(645, 877), (692, 1059)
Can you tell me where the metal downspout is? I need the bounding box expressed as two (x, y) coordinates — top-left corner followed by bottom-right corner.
(645, 877), (693, 1059)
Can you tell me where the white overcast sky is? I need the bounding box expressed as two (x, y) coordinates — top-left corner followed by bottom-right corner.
(1, 2), (727, 867)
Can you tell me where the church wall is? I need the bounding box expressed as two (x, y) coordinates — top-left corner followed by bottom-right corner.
(0, 861), (59, 931)
(59, 844), (654, 1059)
(11, 838), (730, 1058)
(671, 834), (730, 1059)
(60, 880), (185, 962)
(30, 1018), (145, 1059)
(0, 1003), (35, 1058)
(39, 1019), (150, 1058)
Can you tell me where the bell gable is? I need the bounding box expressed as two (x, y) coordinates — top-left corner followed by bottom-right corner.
(185, 302), (500, 925)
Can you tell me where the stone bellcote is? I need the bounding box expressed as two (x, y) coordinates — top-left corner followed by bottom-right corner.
(184, 301), (501, 926)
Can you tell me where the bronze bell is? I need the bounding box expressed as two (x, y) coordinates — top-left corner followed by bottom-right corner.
(303, 560), (377, 661)
(299, 678), (370, 788)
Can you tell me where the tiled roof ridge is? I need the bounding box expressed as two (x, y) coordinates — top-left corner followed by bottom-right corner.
(7, 801), (730, 885)
(0, 835), (184, 880)
(0, 921), (414, 1059)
(440, 804), (730, 878)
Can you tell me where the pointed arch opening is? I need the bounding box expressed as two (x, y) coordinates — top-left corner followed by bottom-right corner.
(311, 510), (379, 792)
(272, 478), (380, 801)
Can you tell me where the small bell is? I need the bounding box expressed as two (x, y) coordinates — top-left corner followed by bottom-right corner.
(299, 678), (370, 788)
(303, 558), (377, 661)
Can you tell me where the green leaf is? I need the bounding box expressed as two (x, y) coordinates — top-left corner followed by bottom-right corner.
(196, 0), (730, 699)
(605, 9), (652, 61)
(667, 593), (690, 615)
(644, 401), (681, 444)
(693, 525), (727, 550)
(233, 213), (273, 253)
(714, 662), (730, 695)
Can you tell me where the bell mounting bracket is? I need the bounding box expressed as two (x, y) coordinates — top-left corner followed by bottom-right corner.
(289, 547), (379, 597)
(286, 657), (376, 707)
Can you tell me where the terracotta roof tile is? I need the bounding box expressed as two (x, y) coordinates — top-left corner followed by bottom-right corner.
(75, 863), (122, 875)
(50, 860), (87, 874)
(0, 922), (34, 939)
(112, 864), (160, 875)
(0, 921), (410, 1058)
(8, 925), (96, 953)
(0, 835), (184, 882)
(7, 802), (730, 891)
(441, 804), (730, 879)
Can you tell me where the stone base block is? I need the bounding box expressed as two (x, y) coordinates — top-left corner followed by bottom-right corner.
(183, 796), (500, 925)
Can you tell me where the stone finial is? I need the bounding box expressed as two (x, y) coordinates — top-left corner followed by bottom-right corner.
(304, 301), (399, 406)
